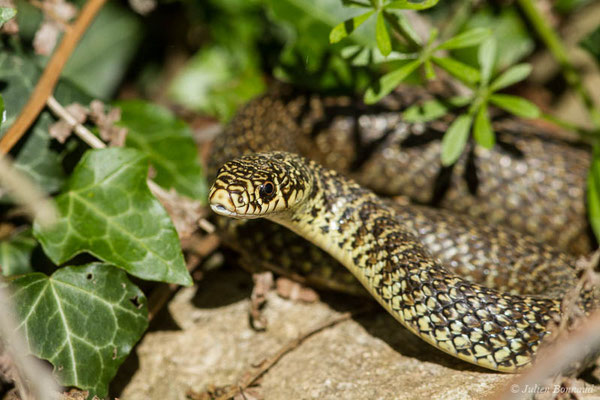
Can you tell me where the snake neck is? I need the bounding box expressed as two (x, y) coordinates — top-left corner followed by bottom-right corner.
(269, 156), (563, 372)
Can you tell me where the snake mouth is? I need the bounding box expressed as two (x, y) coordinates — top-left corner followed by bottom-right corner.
(209, 187), (245, 218)
(210, 203), (243, 218)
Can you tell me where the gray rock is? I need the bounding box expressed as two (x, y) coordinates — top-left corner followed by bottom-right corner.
(119, 268), (599, 400)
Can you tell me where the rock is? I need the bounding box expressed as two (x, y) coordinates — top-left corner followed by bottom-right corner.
(118, 267), (599, 399)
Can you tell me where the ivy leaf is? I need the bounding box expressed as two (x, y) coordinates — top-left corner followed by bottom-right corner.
(329, 10), (375, 43)
(0, 229), (36, 277)
(473, 106), (495, 149)
(33, 148), (192, 286)
(432, 56), (480, 85)
(62, 2), (143, 99)
(489, 63), (532, 91)
(375, 11), (391, 56)
(115, 100), (207, 201)
(441, 113), (473, 166)
(436, 28), (491, 50)
(11, 116), (66, 195)
(386, 0), (439, 10)
(489, 94), (540, 119)
(0, 51), (92, 197)
(364, 58), (421, 104)
(8, 263), (148, 398)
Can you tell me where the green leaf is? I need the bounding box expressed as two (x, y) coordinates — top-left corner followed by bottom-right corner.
(403, 96), (470, 123)
(10, 115), (66, 195)
(489, 94), (540, 119)
(0, 7), (15, 27)
(13, 0), (42, 41)
(588, 146), (600, 242)
(364, 59), (421, 104)
(375, 12), (391, 56)
(555, 0), (594, 13)
(449, 6), (535, 73)
(489, 63), (532, 92)
(342, 0), (372, 7)
(473, 106), (494, 149)
(115, 100), (207, 201)
(168, 45), (265, 121)
(0, 51), (91, 197)
(267, 0), (377, 51)
(432, 56), (480, 85)
(267, 0), (379, 92)
(424, 59), (435, 80)
(329, 10), (374, 43)
(580, 25), (600, 65)
(386, 0), (439, 10)
(437, 28), (491, 50)
(9, 263), (148, 398)
(384, 11), (422, 48)
(33, 148), (192, 286)
(441, 113), (473, 166)
(478, 37), (497, 86)
(0, 229), (36, 277)
(61, 2), (143, 99)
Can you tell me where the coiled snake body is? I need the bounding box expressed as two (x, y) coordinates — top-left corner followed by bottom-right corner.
(208, 86), (597, 372)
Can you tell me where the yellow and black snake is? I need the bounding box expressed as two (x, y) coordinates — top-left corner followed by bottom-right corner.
(207, 85), (598, 372)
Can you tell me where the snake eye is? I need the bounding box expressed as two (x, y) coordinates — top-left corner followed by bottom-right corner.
(260, 181), (275, 197)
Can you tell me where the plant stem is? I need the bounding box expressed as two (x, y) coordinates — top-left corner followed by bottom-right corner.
(516, 0), (600, 131)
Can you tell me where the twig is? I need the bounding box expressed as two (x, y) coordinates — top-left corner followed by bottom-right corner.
(46, 97), (212, 219)
(0, 0), (108, 154)
(188, 309), (368, 400)
(517, 0), (600, 131)
(46, 96), (106, 149)
(0, 153), (57, 228)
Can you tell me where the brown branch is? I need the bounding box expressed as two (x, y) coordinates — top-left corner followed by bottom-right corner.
(0, 0), (108, 154)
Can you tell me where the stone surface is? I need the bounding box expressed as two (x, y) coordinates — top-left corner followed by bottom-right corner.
(119, 267), (600, 400)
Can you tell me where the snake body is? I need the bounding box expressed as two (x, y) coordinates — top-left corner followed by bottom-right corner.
(209, 151), (591, 371)
(208, 86), (597, 372)
(210, 86), (593, 255)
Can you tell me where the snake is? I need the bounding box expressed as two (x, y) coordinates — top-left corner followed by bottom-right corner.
(207, 85), (598, 372)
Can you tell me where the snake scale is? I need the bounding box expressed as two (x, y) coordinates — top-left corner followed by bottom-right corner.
(207, 85), (598, 372)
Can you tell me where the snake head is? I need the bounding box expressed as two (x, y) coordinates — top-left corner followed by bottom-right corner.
(209, 152), (312, 219)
